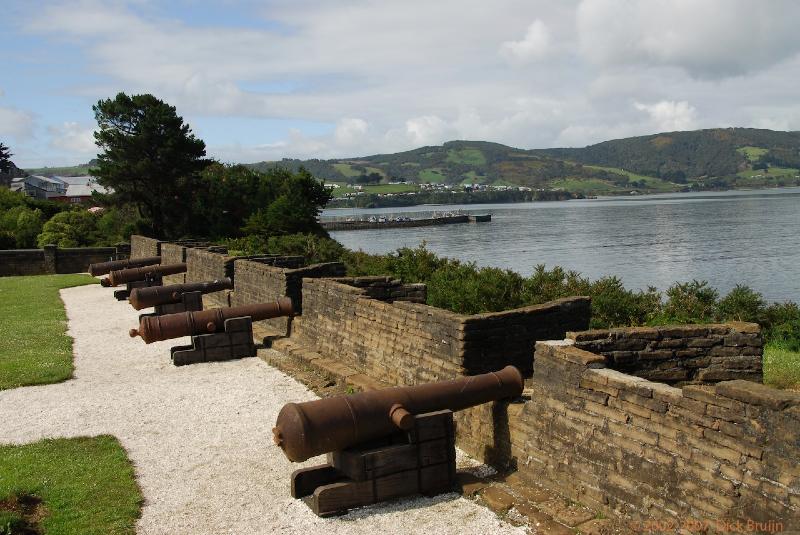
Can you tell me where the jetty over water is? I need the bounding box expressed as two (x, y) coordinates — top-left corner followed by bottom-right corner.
(320, 212), (491, 231)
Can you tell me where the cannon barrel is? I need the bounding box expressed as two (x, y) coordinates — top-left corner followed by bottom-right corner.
(107, 263), (187, 287)
(129, 298), (293, 343)
(89, 256), (161, 276)
(129, 278), (233, 310)
(273, 365), (524, 462)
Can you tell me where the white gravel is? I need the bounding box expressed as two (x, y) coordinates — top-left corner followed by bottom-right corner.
(0, 284), (524, 535)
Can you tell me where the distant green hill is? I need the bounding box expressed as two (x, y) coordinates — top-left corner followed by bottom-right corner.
(25, 160), (97, 177)
(534, 128), (800, 183)
(246, 129), (800, 194)
(246, 140), (683, 195)
(24, 128), (800, 196)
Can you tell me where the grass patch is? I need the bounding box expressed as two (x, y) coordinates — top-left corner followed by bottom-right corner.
(736, 146), (769, 161)
(418, 168), (447, 183)
(763, 342), (800, 390)
(445, 148), (486, 166)
(0, 274), (97, 390)
(736, 166), (799, 179)
(362, 184), (418, 194)
(550, 177), (622, 194)
(0, 436), (142, 535)
(332, 163), (361, 178)
(584, 165), (678, 191)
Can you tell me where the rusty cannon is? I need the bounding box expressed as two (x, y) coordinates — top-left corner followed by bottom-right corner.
(105, 263), (187, 287)
(129, 298), (293, 343)
(274, 366), (524, 516)
(129, 278), (233, 311)
(89, 256), (161, 277)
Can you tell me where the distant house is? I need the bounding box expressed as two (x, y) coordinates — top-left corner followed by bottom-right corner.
(10, 175), (107, 203)
(10, 175), (67, 199)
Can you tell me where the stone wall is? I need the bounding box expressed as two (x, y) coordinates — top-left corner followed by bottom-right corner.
(292, 278), (591, 384)
(455, 338), (798, 527)
(130, 235), (161, 258)
(185, 248), (236, 307)
(0, 249), (47, 276)
(568, 323), (763, 385)
(327, 276), (426, 303)
(230, 259), (346, 336)
(160, 243), (188, 284)
(0, 245), (125, 276)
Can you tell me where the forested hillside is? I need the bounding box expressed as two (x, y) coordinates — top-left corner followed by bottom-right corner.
(245, 129), (800, 194)
(535, 128), (800, 182)
(23, 129), (800, 196)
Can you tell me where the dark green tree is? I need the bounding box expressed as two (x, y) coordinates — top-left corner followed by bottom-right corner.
(0, 142), (12, 174)
(91, 93), (209, 239)
(192, 163), (332, 239)
(241, 167), (332, 238)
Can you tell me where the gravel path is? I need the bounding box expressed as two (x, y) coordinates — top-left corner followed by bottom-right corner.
(0, 284), (524, 534)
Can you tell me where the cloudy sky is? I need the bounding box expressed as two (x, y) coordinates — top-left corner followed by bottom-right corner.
(2, 0), (800, 168)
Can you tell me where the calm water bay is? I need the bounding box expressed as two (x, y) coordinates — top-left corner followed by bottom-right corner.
(326, 188), (800, 303)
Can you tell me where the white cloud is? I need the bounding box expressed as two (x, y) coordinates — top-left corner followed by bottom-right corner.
(48, 122), (97, 153)
(0, 106), (35, 139)
(9, 0), (800, 165)
(501, 20), (550, 62)
(576, 0), (800, 78)
(333, 118), (369, 147)
(634, 100), (698, 132)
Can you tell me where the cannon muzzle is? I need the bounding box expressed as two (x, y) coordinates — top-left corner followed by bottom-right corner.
(108, 263), (187, 286)
(273, 366), (524, 462)
(129, 298), (293, 343)
(89, 256), (161, 276)
(129, 278), (233, 310)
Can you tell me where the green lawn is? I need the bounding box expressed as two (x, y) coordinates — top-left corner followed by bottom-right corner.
(736, 146), (769, 161)
(736, 166), (799, 179)
(0, 436), (142, 534)
(763, 343), (800, 390)
(584, 165), (679, 192)
(445, 148), (486, 166)
(331, 162), (361, 178)
(550, 177), (622, 194)
(418, 168), (447, 183)
(0, 274), (97, 390)
(331, 183), (419, 198)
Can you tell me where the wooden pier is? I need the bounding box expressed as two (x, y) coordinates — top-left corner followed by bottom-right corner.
(321, 214), (491, 231)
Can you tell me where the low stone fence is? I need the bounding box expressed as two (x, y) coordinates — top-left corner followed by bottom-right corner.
(0, 244), (130, 277)
(291, 277), (591, 384)
(568, 323), (763, 384)
(453, 335), (798, 527)
(130, 235), (161, 258)
(327, 276), (427, 303)
(231, 259), (346, 336)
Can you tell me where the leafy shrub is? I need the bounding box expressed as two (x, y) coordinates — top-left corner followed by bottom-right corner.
(343, 249), (394, 277)
(386, 243), (449, 284)
(0, 205), (44, 248)
(656, 280), (719, 324)
(266, 234), (346, 264)
(521, 265), (589, 305)
(763, 302), (800, 351)
(37, 210), (100, 248)
(718, 285), (766, 323)
(428, 262), (525, 314)
(588, 276), (661, 328)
